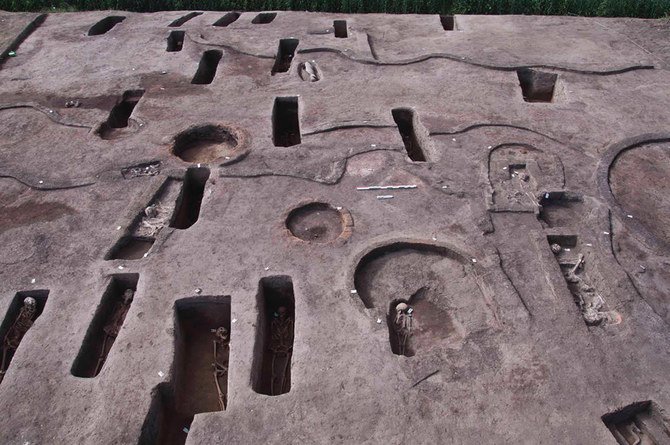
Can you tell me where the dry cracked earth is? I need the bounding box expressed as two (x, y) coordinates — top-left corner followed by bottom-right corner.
(0, 9), (670, 445)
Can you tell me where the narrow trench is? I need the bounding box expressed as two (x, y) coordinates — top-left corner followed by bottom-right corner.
(169, 12), (202, 27)
(517, 68), (558, 102)
(0, 290), (49, 385)
(252, 12), (277, 24)
(88, 16), (125, 36)
(252, 276), (295, 396)
(213, 12), (241, 27)
(271, 38), (299, 75)
(272, 96), (301, 147)
(334, 20), (348, 38)
(170, 167), (210, 230)
(166, 30), (185, 52)
(138, 296), (231, 445)
(191, 50), (222, 85)
(440, 15), (456, 31)
(106, 236), (154, 260)
(70, 274), (138, 378)
(106, 90), (145, 128)
(392, 107), (428, 162)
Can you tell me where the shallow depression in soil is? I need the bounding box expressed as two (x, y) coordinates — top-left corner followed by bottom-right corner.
(286, 203), (344, 243)
(172, 125), (239, 163)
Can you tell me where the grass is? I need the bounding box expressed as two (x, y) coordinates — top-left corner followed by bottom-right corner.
(1, 0), (669, 18)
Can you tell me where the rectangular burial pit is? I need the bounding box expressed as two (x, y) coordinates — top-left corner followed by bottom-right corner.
(174, 296), (231, 414)
(166, 30), (185, 52)
(272, 97), (301, 147)
(252, 276), (295, 396)
(71, 274), (138, 378)
(602, 401), (670, 445)
(0, 290), (49, 385)
(170, 167), (210, 230)
(392, 107), (429, 162)
(191, 50), (222, 85)
(271, 38), (299, 75)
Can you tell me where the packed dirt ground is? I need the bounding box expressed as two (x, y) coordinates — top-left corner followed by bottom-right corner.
(1, 9), (670, 445)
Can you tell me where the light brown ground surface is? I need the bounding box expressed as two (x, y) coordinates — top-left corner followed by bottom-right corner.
(0, 10), (670, 445)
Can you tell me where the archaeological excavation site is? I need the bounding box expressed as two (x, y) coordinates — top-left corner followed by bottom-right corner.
(1, 8), (670, 445)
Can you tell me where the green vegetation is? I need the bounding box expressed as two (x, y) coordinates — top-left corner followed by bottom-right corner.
(2, 0), (669, 18)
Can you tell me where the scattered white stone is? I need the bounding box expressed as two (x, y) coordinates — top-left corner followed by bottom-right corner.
(194, 288), (202, 294)
(371, 144), (376, 147)
(143, 252), (149, 258)
(565, 248), (571, 252)
(161, 70), (167, 74)
(264, 266), (270, 271)
(38, 180), (44, 184)
(116, 226), (122, 230)
(452, 138), (456, 142)
(336, 206), (342, 210)
(376, 318), (382, 324)
(30, 278), (36, 284)
(441, 185), (448, 189)
(432, 237), (437, 241)
(377, 195), (394, 200)
(158, 371), (164, 377)
(231, 318), (237, 323)
(471, 258), (477, 263)
(350, 289), (357, 294)
(118, 265), (125, 270)
(585, 243), (592, 247)
(503, 167), (507, 170)
(603, 231), (610, 235)
(197, 163), (201, 168)
(183, 427), (189, 434)
(224, 156), (231, 160)
(488, 145), (492, 149)
(627, 214), (633, 219)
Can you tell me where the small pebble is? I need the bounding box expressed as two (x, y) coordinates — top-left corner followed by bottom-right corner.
(627, 214), (633, 219)
(194, 288), (202, 294)
(158, 371), (164, 377)
(38, 180), (44, 184)
(116, 226), (122, 230)
(376, 318), (382, 324)
(30, 278), (36, 284)
(118, 265), (125, 270)
(471, 258), (477, 263)
(231, 318), (237, 323)
(350, 289), (357, 294)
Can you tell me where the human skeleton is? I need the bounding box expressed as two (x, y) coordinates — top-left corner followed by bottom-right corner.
(211, 326), (229, 410)
(94, 289), (133, 375)
(269, 306), (294, 395)
(393, 302), (413, 356)
(0, 297), (37, 384)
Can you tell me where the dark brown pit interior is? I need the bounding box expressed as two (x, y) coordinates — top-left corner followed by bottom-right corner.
(252, 276), (295, 396)
(166, 30), (185, 52)
(168, 12), (202, 27)
(517, 68), (558, 102)
(170, 167), (210, 230)
(272, 96), (301, 147)
(271, 38), (299, 75)
(392, 107), (428, 162)
(213, 12), (240, 27)
(87, 16), (125, 36)
(286, 202), (344, 243)
(70, 274), (138, 378)
(334, 20), (348, 38)
(251, 12), (277, 24)
(191, 50), (222, 85)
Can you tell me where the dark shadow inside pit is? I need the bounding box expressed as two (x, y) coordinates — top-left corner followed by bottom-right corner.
(191, 50), (222, 85)
(87, 16), (125, 36)
(517, 68), (558, 103)
(251, 276), (295, 396)
(168, 12), (202, 27)
(106, 236), (154, 260)
(174, 296), (230, 414)
(108, 90), (144, 129)
(213, 12), (240, 27)
(392, 108), (428, 162)
(252, 12), (277, 24)
(138, 383), (193, 445)
(71, 273), (138, 378)
(171, 124), (238, 163)
(272, 96), (301, 147)
(166, 30), (185, 52)
(547, 234), (578, 249)
(538, 191), (583, 227)
(170, 167), (210, 230)
(271, 38), (299, 75)
(334, 20), (348, 38)
(440, 15), (456, 31)
(286, 202), (344, 243)
(602, 401), (669, 445)
(0, 290), (49, 385)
